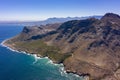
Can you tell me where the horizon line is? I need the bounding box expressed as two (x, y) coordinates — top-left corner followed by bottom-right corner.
(0, 15), (103, 22)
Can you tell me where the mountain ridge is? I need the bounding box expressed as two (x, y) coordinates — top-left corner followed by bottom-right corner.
(3, 13), (120, 80)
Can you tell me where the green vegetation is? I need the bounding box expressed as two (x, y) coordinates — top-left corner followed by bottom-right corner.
(14, 39), (71, 63)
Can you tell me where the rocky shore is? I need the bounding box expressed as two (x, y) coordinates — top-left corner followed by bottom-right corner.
(2, 39), (89, 80)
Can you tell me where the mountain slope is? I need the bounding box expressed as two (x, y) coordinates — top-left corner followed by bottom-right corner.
(4, 13), (120, 80)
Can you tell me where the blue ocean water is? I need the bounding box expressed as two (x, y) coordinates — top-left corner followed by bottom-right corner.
(0, 24), (84, 80)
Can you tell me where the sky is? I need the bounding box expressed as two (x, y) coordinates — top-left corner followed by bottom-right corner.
(0, 0), (120, 21)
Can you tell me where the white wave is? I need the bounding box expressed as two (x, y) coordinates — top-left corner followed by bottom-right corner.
(1, 39), (21, 53)
(46, 59), (53, 64)
(1, 39), (33, 55)
(1, 40), (42, 65)
(58, 64), (85, 80)
(45, 57), (60, 66)
(32, 54), (41, 59)
(0, 39), (8, 47)
(32, 58), (37, 64)
(59, 65), (68, 77)
(32, 54), (43, 64)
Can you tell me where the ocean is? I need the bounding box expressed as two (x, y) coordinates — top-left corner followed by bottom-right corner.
(0, 24), (84, 80)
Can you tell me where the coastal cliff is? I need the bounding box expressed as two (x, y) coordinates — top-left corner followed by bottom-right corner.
(4, 13), (120, 80)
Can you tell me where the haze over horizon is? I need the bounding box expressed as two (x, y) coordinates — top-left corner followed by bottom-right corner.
(0, 0), (120, 21)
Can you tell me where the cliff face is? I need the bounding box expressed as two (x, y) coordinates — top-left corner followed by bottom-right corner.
(4, 13), (120, 80)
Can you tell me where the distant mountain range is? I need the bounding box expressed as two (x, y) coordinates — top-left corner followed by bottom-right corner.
(0, 16), (102, 26)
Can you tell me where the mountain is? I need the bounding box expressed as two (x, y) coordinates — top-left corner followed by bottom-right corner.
(4, 13), (120, 80)
(41, 16), (101, 24)
(0, 16), (102, 26)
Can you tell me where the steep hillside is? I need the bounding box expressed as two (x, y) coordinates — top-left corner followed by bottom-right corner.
(4, 13), (120, 80)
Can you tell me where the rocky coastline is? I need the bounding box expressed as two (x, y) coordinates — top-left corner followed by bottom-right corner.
(1, 39), (89, 80)
(2, 13), (120, 80)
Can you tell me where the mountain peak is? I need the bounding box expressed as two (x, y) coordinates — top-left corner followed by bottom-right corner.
(101, 13), (120, 25)
(101, 13), (120, 20)
(104, 13), (119, 17)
